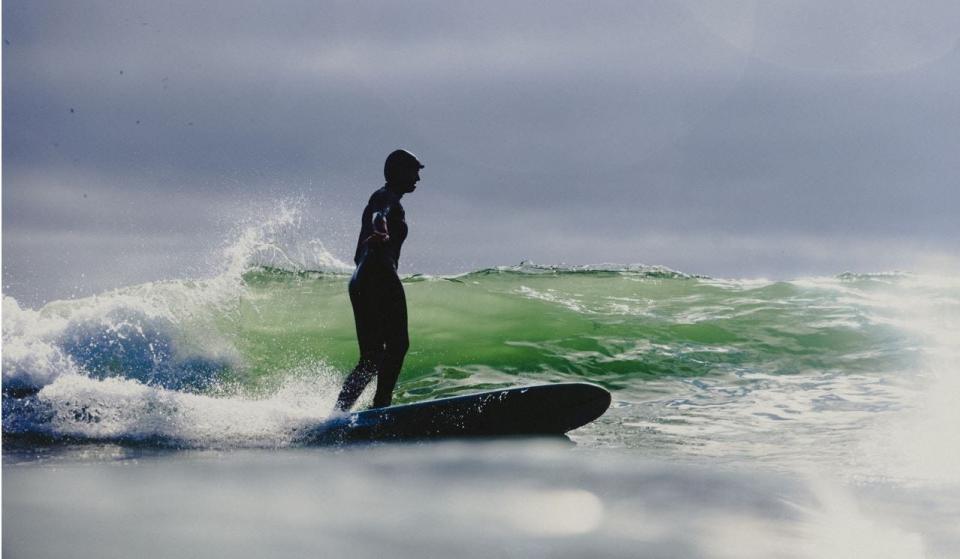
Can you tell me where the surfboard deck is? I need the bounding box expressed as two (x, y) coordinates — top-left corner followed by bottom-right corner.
(296, 382), (611, 445)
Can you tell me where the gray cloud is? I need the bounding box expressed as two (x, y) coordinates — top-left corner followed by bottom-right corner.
(4, 0), (959, 306)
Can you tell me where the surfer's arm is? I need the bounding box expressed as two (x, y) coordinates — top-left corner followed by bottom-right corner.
(364, 208), (390, 244)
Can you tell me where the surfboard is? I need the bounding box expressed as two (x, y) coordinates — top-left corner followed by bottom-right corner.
(296, 382), (611, 445)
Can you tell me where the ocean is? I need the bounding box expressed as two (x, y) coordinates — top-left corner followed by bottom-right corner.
(3, 223), (959, 558)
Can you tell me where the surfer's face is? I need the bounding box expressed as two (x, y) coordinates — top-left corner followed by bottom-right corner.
(392, 167), (420, 194)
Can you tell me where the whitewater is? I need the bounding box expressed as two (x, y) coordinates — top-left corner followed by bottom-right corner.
(4, 214), (960, 558)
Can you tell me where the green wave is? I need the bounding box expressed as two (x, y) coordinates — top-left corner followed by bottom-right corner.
(224, 267), (917, 403)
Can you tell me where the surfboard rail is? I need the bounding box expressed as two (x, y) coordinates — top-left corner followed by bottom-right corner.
(297, 382), (611, 445)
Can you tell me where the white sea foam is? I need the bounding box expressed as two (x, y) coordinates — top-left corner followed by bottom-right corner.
(3, 204), (349, 397)
(857, 275), (960, 485)
(21, 367), (342, 447)
(2, 296), (80, 392)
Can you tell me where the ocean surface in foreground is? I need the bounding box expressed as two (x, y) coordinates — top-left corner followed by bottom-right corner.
(4, 229), (960, 557)
(5, 441), (959, 559)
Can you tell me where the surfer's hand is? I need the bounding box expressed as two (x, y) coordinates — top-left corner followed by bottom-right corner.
(364, 231), (390, 244)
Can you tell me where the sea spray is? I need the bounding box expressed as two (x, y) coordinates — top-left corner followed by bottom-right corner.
(2, 206), (355, 442)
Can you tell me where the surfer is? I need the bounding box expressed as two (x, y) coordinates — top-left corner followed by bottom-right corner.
(334, 149), (424, 411)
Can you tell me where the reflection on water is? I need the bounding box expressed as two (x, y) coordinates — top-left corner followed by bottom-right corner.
(4, 441), (958, 559)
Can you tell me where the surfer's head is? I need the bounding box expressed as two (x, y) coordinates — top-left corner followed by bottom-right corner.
(384, 149), (424, 194)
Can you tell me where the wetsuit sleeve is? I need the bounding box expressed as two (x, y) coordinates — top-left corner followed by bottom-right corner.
(370, 193), (402, 237)
(371, 207), (389, 236)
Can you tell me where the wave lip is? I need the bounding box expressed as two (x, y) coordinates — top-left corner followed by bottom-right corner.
(457, 261), (704, 279)
(2, 293), (236, 396)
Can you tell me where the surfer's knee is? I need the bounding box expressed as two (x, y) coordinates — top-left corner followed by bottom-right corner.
(387, 343), (410, 361)
(386, 336), (408, 358)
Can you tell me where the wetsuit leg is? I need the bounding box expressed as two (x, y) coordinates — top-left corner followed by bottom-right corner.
(334, 270), (386, 411)
(371, 277), (409, 408)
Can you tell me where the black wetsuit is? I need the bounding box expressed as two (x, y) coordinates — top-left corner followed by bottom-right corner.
(335, 186), (410, 411)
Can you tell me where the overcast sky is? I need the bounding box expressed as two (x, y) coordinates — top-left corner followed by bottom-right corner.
(4, 1), (959, 306)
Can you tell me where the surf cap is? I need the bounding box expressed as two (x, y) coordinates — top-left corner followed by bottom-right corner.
(384, 149), (425, 182)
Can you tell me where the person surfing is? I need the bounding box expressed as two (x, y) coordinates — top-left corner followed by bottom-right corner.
(334, 149), (424, 412)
